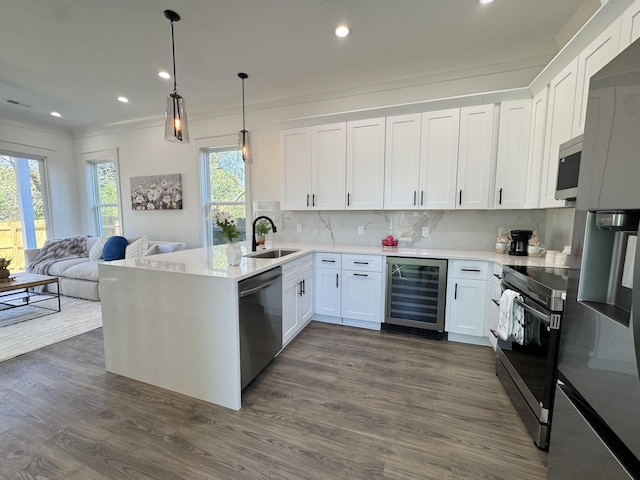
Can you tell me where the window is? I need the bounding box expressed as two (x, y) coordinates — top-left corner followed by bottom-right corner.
(0, 152), (50, 271)
(201, 146), (247, 246)
(84, 149), (121, 237)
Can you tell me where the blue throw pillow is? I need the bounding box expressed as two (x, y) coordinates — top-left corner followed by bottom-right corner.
(102, 236), (129, 261)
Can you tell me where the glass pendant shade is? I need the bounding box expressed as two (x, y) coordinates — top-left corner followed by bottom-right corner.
(165, 92), (189, 143)
(239, 128), (251, 162)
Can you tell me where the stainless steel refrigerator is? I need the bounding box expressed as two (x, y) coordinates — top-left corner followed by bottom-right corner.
(547, 39), (640, 478)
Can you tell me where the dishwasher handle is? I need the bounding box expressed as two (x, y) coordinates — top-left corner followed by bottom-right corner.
(239, 276), (282, 297)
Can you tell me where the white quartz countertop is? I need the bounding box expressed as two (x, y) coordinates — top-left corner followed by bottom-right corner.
(105, 241), (557, 281)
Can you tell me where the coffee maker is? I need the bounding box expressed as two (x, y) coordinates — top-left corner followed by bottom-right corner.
(509, 230), (532, 256)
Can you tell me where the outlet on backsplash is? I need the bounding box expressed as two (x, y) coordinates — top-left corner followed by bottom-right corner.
(358, 225), (364, 235)
(422, 227), (430, 237)
(296, 224), (302, 233)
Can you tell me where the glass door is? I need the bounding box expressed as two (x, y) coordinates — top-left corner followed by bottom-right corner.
(0, 153), (49, 271)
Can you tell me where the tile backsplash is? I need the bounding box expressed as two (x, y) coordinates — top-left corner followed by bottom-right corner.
(255, 203), (574, 252)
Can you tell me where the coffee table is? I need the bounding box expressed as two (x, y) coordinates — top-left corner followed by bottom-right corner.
(0, 273), (61, 326)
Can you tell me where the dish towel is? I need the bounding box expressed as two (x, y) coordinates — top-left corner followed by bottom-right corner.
(497, 289), (523, 342)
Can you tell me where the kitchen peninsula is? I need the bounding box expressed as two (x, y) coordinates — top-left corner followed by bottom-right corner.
(99, 242), (553, 410)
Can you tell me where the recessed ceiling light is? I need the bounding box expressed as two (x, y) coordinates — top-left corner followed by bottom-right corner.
(158, 71), (171, 79)
(480, 0), (494, 3)
(50, 111), (62, 117)
(335, 25), (350, 38)
(117, 96), (130, 103)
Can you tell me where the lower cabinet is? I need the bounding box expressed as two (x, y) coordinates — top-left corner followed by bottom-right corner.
(445, 260), (490, 344)
(282, 254), (314, 347)
(313, 252), (384, 329)
(488, 263), (503, 350)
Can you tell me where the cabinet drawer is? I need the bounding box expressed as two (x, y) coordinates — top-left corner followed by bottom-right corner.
(491, 280), (502, 306)
(492, 262), (503, 280)
(283, 254), (313, 283)
(342, 254), (383, 272)
(315, 252), (342, 269)
(450, 260), (489, 279)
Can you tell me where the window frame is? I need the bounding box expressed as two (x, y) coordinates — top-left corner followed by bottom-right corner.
(197, 135), (251, 247)
(83, 148), (123, 237)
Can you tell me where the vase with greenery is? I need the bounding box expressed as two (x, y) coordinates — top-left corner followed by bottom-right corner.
(208, 208), (242, 265)
(0, 257), (12, 281)
(254, 219), (272, 246)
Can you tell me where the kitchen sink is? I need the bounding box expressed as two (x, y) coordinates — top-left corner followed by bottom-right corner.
(244, 249), (300, 259)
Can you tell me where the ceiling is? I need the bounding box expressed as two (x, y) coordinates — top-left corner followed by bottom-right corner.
(0, 0), (597, 132)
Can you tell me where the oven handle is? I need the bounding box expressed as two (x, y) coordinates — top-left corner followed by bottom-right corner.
(513, 297), (560, 330)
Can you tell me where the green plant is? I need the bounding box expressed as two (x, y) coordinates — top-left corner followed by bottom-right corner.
(255, 219), (271, 236)
(0, 257), (12, 269)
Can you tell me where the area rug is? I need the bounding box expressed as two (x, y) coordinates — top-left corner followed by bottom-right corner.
(0, 296), (102, 362)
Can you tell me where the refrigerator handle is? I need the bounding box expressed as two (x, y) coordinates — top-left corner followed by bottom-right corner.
(632, 235), (640, 376)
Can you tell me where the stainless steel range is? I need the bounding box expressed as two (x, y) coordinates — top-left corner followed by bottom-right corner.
(494, 265), (568, 449)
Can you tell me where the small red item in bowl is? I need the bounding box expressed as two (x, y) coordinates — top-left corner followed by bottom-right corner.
(382, 238), (398, 247)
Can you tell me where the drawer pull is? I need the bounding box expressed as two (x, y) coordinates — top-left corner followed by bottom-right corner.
(322, 259), (336, 263)
(493, 273), (502, 279)
(354, 273), (369, 277)
(461, 268), (481, 273)
(336, 273), (339, 288)
(492, 299), (500, 307)
(353, 261), (369, 265)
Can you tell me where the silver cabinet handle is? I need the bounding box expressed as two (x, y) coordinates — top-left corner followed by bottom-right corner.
(461, 268), (481, 272)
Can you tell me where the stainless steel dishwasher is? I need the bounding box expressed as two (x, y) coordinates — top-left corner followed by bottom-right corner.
(238, 266), (282, 390)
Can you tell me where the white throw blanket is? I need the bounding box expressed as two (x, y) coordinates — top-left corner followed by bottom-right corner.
(27, 235), (89, 276)
(497, 289), (525, 344)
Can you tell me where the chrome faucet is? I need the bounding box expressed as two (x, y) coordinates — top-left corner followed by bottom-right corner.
(251, 216), (277, 251)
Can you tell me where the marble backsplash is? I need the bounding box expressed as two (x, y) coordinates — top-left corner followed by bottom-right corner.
(255, 202), (575, 252)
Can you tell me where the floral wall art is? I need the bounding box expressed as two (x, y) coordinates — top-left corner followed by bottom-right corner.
(130, 174), (182, 210)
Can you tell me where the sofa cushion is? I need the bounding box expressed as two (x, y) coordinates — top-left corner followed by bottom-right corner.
(89, 237), (108, 260)
(103, 236), (128, 261)
(48, 258), (90, 276)
(62, 260), (102, 282)
(125, 236), (148, 259)
(143, 242), (184, 255)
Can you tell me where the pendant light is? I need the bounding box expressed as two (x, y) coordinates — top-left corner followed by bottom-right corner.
(164, 9), (189, 143)
(238, 72), (251, 162)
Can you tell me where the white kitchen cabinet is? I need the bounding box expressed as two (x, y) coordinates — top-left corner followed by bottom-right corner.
(280, 123), (346, 210)
(281, 127), (312, 210)
(383, 113), (422, 209)
(494, 100), (532, 209)
(456, 104), (497, 210)
(346, 118), (385, 210)
(282, 254), (314, 347)
(540, 58), (579, 209)
(313, 253), (383, 329)
(573, 18), (621, 136)
(445, 260), (490, 344)
(419, 108), (460, 209)
(488, 263), (503, 350)
(619, 0), (640, 50)
(525, 87), (549, 209)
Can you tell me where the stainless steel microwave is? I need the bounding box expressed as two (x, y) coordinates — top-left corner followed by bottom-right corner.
(555, 135), (582, 201)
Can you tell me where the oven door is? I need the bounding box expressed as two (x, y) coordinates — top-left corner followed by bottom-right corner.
(495, 281), (562, 447)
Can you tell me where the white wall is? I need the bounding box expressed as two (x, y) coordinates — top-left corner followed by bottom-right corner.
(0, 114), (80, 238)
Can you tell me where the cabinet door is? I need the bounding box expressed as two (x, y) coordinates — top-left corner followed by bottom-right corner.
(525, 88), (548, 209)
(312, 123), (346, 210)
(619, 0), (640, 52)
(314, 268), (341, 318)
(456, 104), (496, 209)
(419, 109), (460, 209)
(281, 127), (312, 210)
(573, 18), (621, 136)
(494, 100), (532, 209)
(299, 269), (314, 325)
(346, 118), (385, 210)
(282, 278), (301, 346)
(341, 271), (383, 324)
(384, 113), (421, 209)
(540, 58), (578, 209)
(446, 278), (488, 337)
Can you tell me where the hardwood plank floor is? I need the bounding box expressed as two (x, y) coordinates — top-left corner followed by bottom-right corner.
(0, 321), (548, 479)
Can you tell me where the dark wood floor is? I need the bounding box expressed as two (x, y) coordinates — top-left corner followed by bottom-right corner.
(0, 321), (547, 479)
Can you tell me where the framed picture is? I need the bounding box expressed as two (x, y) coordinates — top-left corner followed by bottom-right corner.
(130, 173), (182, 210)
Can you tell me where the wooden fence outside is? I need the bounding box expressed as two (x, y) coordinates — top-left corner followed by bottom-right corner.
(0, 220), (47, 272)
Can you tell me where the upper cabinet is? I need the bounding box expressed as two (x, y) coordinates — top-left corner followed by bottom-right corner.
(281, 123), (346, 210)
(346, 118), (385, 210)
(619, 0), (640, 50)
(494, 100), (532, 210)
(525, 88), (548, 209)
(456, 105), (496, 210)
(420, 108), (460, 209)
(383, 113), (422, 209)
(573, 18), (621, 136)
(539, 58), (579, 209)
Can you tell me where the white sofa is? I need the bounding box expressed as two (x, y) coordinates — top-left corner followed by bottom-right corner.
(24, 236), (186, 301)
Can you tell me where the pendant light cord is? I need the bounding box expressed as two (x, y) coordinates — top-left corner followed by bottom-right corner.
(171, 20), (178, 94)
(241, 76), (246, 131)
